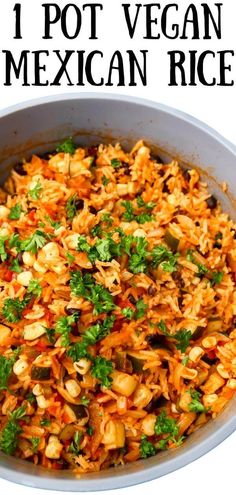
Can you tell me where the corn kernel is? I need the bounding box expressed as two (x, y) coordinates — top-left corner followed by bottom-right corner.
(216, 363), (230, 379)
(17, 270), (33, 287)
(141, 414), (156, 436)
(189, 346), (204, 363)
(45, 435), (63, 459)
(226, 378), (236, 390)
(22, 251), (36, 267)
(13, 359), (29, 376)
(102, 420), (125, 449)
(111, 371), (138, 397)
(74, 359), (91, 375)
(202, 336), (217, 349)
(65, 379), (81, 398)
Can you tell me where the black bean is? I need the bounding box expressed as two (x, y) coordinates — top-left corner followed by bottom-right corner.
(183, 169), (191, 181)
(144, 395), (168, 413)
(128, 295), (136, 305)
(158, 168), (165, 177)
(206, 195), (217, 209)
(152, 154), (163, 164)
(89, 206), (97, 215)
(162, 181), (169, 193)
(65, 307), (81, 318)
(122, 163), (130, 176)
(213, 242), (222, 249)
(13, 163), (27, 176)
(145, 334), (169, 350)
(202, 354), (218, 365)
(195, 221), (200, 227)
(75, 198), (84, 210)
(147, 285), (157, 296)
(16, 252), (23, 265)
(88, 146), (98, 157)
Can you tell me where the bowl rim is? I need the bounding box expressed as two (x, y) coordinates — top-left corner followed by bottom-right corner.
(0, 92), (235, 491)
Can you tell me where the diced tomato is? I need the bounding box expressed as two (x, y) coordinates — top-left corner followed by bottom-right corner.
(206, 349), (216, 360)
(116, 297), (134, 310)
(3, 269), (14, 282)
(35, 341), (48, 352)
(28, 209), (36, 221)
(51, 461), (63, 470)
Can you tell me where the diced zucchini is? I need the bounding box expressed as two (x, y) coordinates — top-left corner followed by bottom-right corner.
(164, 229), (179, 252)
(31, 366), (51, 381)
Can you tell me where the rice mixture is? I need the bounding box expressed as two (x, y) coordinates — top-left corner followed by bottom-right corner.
(0, 138), (235, 472)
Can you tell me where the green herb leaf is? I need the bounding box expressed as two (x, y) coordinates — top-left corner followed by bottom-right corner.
(27, 279), (42, 297)
(2, 296), (30, 323)
(40, 418), (51, 427)
(0, 405), (26, 455)
(86, 425), (94, 436)
(135, 299), (148, 319)
(69, 431), (83, 455)
(174, 329), (192, 353)
(129, 237), (149, 274)
(56, 137), (76, 155)
(31, 437), (40, 452)
(91, 356), (113, 388)
(102, 176), (109, 186)
(26, 392), (36, 404)
(21, 230), (47, 254)
(45, 327), (56, 345)
(111, 158), (122, 169)
(0, 355), (15, 390)
(211, 271), (223, 286)
(55, 314), (78, 347)
(29, 181), (42, 200)
(188, 389), (208, 413)
(80, 396), (90, 406)
(45, 215), (61, 230)
(70, 271), (116, 315)
(0, 236), (8, 262)
(122, 307), (135, 319)
(10, 257), (22, 273)
(154, 411), (179, 437)
(9, 204), (22, 220)
(66, 194), (79, 221)
(65, 252), (75, 265)
(140, 435), (156, 458)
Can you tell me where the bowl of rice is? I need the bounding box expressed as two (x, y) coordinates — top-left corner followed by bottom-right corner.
(0, 93), (235, 491)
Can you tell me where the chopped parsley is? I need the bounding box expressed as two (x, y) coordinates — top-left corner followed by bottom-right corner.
(67, 316), (115, 361)
(56, 137), (76, 154)
(91, 356), (113, 388)
(40, 418), (51, 427)
(211, 271), (223, 286)
(21, 230), (47, 254)
(9, 233), (21, 251)
(135, 299), (148, 319)
(0, 405), (26, 455)
(0, 355), (16, 390)
(186, 250), (208, 277)
(122, 307), (135, 319)
(27, 279), (42, 297)
(129, 237), (149, 274)
(102, 176), (110, 186)
(55, 314), (78, 347)
(45, 327), (56, 344)
(2, 295), (30, 323)
(31, 437), (40, 452)
(181, 356), (189, 366)
(26, 392), (36, 404)
(8, 204), (22, 220)
(154, 411), (179, 437)
(86, 425), (94, 436)
(29, 181), (42, 200)
(66, 194), (79, 221)
(45, 215), (61, 230)
(70, 271), (116, 315)
(188, 389), (208, 413)
(65, 252), (75, 264)
(69, 431), (83, 455)
(111, 158), (122, 169)
(0, 236), (8, 262)
(80, 396), (90, 406)
(152, 244), (179, 272)
(140, 435), (156, 458)
(158, 320), (192, 353)
(10, 257), (22, 273)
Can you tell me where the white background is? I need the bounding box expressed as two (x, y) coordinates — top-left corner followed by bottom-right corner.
(0, 0), (235, 494)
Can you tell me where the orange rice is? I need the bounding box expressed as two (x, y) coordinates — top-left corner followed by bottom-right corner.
(0, 139), (235, 472)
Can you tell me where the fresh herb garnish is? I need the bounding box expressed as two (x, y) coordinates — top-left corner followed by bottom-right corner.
(65, 252), (75, 264)
(29, 181), (42, 200)
(0, 405), (26, 455)
(55, 314), (78, 347)
(129, 237), (149, 274)
(21, 230), (47, 254)
(67, 317), (115, 361)
(152, 244), (179, 272)
(40, 418), (51, 427)
(56, 137), (76, 154)
(10, 257), (22, 273)
(69, 431), (83, 455)
(27, 279), (42, 297)
(188, 389), (208, 413)
(80, 396), (90, 406)
(102, 176), (110, 186)
(158, 320), (192, 353)
(111, 158), (122, 169)
(45, 215), (61, 230)
(26, 392), (36, 404)
(2, 295), (30, 323)
(9, 204), (22, 220)
(66, 194), (79, 221)
(45, 327), (56, 344)
(70, 271), (116, 315)
(211, 271), (223, 286)
(140, 435), (156, 458)
(91, 356), (113, 388)
(0, 236), (8, 262)
(31, 437), (40, 452)
(0, 355), (16, 390)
